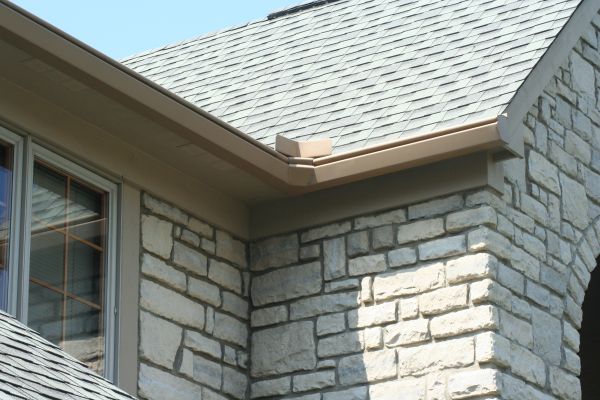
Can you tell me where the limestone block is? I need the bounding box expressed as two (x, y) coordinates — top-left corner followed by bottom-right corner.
(251, 321), (316, 377)
(290, 291), (360, 320)
(251, 262), (321, 306)
(293, 371), (335, 392)
(223, 367), (247, 400)
(470, 279), (512, 310)
(384, 318), (430, 347)
(430, 305), (499, 338)
(446, 253), (497, 284)
(388, 247), (417, 268)
(549, 367), (581, 400)
(373, 263), (444, 301)
(397, 337), (474, 376)
(372, 225), (394, 249)
(338, 349), (397, 385)
(565, 130), (591, 163)
(216, 230), (247, 267)
(251, 234), (298, 271)
(185, 330), (222, 359)
(143, 194), (188, 225)
(141, 253), (186, 291)
(301, 221), (351, 243)
(364, 327), (383, 350)
(560, 173), (590, 229)
(318, 331), (364, 357)
(325, 278), (359, 293)
(360, 276), (373, 304)
(201, 238), (216, 254)
(400, 297), (419, 319)
(251, 305), (288, 328)
(174, 242), (208, 276)
(419, 285), (468, 316)
(369, 378), (426, 400)
(324, 237), (346, 280)
(300, 244), (320, 260)
(446, 206), (498, 232)
(188, 217), (214, 238)
(510, 343), (546, 386)
(222, 291), (249, 320)
(448, 369), (501, 399)
(349, 254), (386, 276)
(203, 388), (228, 400)
(476, 332), (510, 367)
(180, 229), (200, 247)
(138, 363), (201, 400)
(316, 312), (345, 336)
(141, 215), (173, 259)
(188, 277), (221, 307)
(214, 312), (247, 348)
(355, 209), (406, 229)
(139, 311), (182, 369)
(193, 354), (222, 389)
(408, 194), (464, 220)
(527, 151), (561, 194)
(397, 218), (444, 244)
(209, 260), (242, 294)
(348, 301), (396, 328)
(251, 377), (290, 398)
(140, 280), (205, 330)
(323, 386), (367, 400)
(419, 235), (466, 260)
(502, 374), (554, 400)
(347, 231), (369, 256)
(531, 307), (562, 365)
(499, 309), (533, 348)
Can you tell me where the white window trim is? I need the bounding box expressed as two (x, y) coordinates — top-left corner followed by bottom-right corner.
(0, 126), (24, 318)
(0, 129), (120, 381)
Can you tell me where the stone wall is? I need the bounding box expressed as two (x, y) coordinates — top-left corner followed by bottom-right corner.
(132, 13), (600, 400)
(138, 193), (250, 400)
(248, 14), (600, 400)
(249, 196), (506, 399)
(486, 12), (600, 400)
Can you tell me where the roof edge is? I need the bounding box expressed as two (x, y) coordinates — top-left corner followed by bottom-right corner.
(0, 0), (519, 196)
(504, 0), (599, 136)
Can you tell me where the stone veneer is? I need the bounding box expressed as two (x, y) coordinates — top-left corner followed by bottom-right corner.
(133, 13), (600, 400)
(138, 193), (249, 400)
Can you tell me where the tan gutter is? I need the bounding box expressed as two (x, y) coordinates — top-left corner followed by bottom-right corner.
(0, 1), (522, 195)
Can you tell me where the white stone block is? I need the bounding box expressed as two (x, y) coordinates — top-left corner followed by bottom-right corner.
(142, 215), (173, 259)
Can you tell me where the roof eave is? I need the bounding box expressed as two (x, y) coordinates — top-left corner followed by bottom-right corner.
(285, 115), (520, 194)
(0, 0), (521, 197)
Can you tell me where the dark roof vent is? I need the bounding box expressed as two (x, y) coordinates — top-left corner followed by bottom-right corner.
(268, 0), (342, 20)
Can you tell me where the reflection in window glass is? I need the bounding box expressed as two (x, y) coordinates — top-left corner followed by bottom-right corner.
(0, 142), (13, 311)
(28, 161), (107, 374)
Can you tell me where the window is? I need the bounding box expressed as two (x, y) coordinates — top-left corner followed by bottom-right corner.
(0, 127), (118, 380)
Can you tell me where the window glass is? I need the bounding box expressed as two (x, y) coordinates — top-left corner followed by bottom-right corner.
(0, 141), (13, 311)
(28, 161), (107, 375)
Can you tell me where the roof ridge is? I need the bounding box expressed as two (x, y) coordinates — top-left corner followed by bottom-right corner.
(268, 0), (343, 19)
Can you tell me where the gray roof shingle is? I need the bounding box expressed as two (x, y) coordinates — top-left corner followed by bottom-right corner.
(0, 311), (136, 400)
(122, 0), (580, 153)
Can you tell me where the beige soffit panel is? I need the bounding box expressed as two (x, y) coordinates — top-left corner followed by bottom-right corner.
(0, 0), (522, 197)
(503, 0), (600, 139)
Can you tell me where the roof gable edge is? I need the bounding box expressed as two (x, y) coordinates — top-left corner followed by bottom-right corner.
(503, 0), (598, 137)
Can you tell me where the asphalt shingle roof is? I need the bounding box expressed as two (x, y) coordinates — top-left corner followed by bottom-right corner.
(0, 310), (136, 400)
(123, 0), (580, 153)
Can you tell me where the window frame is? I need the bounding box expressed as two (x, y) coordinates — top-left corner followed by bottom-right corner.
(0, 130), (119, 381)
(0, 125), (24, 318)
